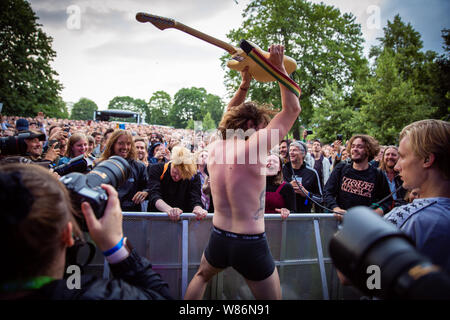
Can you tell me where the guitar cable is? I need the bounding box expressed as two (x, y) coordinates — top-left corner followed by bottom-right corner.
(290, 165), (404, 215)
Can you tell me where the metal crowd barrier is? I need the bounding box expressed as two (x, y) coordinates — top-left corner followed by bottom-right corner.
(85, 212), (345, 300)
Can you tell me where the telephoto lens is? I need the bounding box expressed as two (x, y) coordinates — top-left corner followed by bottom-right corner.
(85, 156), (130, 189)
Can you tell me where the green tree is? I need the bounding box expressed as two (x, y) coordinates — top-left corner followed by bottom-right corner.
(168, 87), (208, 128)
(222, 0), (367, 138)
(71, 98), (98, 120)
(108, 96), (148, 121)
(370, 15), (448, 120)
(185, 118), (195, 130)
(429, 29), (450, 120)
(148, 91), (172, 125)
(0, 0), (63, 116)
(310, 82), (357, 143)
(202, 112), (216, 130)
(353, 50), (435, 145)
(205, 94), (224, 126)
(33, 97), (69, 119)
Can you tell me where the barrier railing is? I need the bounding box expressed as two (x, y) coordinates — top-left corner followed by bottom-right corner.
(86, 212), (343, 300)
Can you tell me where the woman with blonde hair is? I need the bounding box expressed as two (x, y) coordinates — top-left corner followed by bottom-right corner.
(57, 132), (89, 166)
(98, 130), (148, 212)
(146, 145), (207, 221)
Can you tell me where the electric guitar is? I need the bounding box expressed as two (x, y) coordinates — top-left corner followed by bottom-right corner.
(136, 12), (297, 83)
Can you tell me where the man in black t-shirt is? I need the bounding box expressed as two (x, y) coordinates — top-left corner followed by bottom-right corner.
(323, 134), (392, 221)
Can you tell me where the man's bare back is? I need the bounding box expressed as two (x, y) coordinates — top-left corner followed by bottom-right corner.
(208, 134), (268, 234)
(184, 44), (301, 300)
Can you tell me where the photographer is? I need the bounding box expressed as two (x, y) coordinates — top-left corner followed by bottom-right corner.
(0, 163), (172, 300)
(1, 130), (59, 166)
(98, 130), (149, 212)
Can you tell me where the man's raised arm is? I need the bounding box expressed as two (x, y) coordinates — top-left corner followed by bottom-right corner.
(227, 67), (252, 111)
(250, 44), (301, 152)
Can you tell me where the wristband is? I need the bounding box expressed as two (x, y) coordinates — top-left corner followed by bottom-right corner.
(102, 237), (124, 257)
(304, 192), (310, 205)
(105, 245), (130, 264)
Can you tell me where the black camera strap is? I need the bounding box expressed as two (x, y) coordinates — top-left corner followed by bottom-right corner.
(65, 238), (97, 276)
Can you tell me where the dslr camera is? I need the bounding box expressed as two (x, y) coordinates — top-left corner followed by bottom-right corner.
(0, 131), (45, 156)
(60, 156), (130, 220)
(329, 206), (450, 299)
(53, 154), (95, 176)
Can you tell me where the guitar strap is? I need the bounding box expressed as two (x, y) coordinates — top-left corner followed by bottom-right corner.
(240, 40), (301, 97)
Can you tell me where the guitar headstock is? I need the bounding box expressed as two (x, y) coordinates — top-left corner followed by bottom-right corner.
(136, 12), (175, 30)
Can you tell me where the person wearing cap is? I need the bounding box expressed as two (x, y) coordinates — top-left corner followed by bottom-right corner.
(21, 130), (59, 164)
(282, 140), (323, 213)
(15, 119), (29, 133)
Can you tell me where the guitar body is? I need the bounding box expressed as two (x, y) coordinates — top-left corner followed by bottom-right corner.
(226, 43), (297, 82)
(136, 12), (297, 83)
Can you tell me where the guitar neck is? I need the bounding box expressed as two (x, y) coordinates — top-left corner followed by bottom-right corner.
(174, 22), (237, 55)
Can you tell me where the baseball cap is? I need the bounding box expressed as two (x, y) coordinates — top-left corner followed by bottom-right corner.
(16, 118), (29, 132)
(16, 130), (46, 141)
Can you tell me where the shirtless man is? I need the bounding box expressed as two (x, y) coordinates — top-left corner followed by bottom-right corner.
(184, 44), (301, 300)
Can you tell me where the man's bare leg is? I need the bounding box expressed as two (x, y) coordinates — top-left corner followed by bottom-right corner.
(184, 253), (223, 300)
(245, 267), (282, 300)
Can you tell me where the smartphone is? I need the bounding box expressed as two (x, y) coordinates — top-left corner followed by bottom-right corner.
(306, 130), (313, 135)
(49, 140), (60, 149)
(63, 127), (70, 132)
(292, 175), (302, 184)
(336, 134), (343, 141)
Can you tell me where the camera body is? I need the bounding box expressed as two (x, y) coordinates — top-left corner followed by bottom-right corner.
(60, 156), (130, 219)
(53, 154), (94, 176)
(336, 134), (343, 141)
(61, 173), (109, 219)
(0, 134), (30, 156)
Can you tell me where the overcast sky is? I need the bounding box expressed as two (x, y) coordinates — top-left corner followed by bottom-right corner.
(28, 0), (449, 110)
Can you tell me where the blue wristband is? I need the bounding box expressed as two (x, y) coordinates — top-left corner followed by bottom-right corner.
(102, 237), (124, 257)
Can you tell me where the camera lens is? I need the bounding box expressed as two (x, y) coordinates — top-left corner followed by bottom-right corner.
(85, 155), (130, 189)
(0, 136), (27, 155)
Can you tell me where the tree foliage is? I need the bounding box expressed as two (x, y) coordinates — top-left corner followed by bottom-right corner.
(222, 0), (367, 138)
(309, 82), (357, 143)
(0, 0), (63, 116)
(311, 14), (447, 144)
(369, 15), (449, 121)
(202, 112), (216, 130)
(108, 96), (148, 121)
(148, 90), (171, 125)
(353, 49), (434, 145)
(71, 98), (98, 120)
